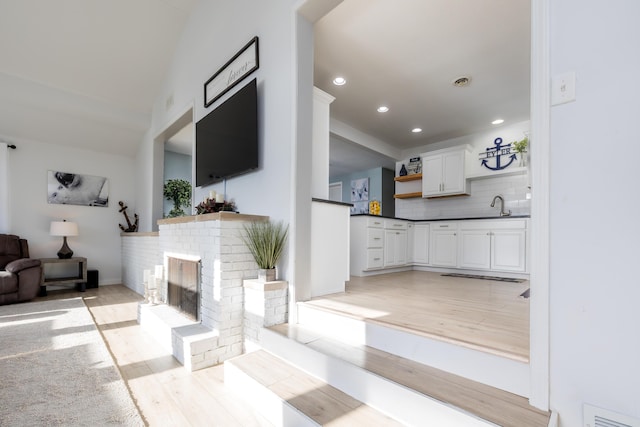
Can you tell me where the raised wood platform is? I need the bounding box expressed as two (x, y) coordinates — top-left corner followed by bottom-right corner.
(262, 323), (549, 427)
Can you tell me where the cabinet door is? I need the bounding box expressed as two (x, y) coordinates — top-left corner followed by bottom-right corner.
(395, 230), (407, 265)
(430, 230), (457, 267)
(491, 229), (526, 272)
(413, 224), (429, 264)
(459, 230), (491, 270)
(384, 229), (397, 266)
(441, 150), (465, 195)
(384, 229), (407, 266)
(422, 155), (443, 197)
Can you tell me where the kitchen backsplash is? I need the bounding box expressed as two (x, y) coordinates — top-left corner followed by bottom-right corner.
(395, 173), (530, 220)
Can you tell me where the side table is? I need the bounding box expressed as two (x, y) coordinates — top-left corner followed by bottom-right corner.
(39, 257), (88, 296)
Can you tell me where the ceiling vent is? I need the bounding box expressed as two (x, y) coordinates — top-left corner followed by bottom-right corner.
(584, 404), (640, 427)
(452, 76), (471, 87)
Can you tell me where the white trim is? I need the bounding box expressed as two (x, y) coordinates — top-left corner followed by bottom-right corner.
(529, 0), (550, 410)
(0, 142), (9, 233)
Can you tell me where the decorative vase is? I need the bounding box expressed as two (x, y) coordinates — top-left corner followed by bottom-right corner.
(518, 151), (527, 167)
(258, 268), (276, 282)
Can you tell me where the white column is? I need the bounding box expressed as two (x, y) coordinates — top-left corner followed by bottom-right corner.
(311, 87), (335, 199)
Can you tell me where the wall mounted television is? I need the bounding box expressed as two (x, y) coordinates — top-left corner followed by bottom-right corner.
(196, 78), (258, 187)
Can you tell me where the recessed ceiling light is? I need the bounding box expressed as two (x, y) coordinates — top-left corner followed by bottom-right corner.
(492, 119), (505, 125)
(412, 128), (423, 133)
(377, 106), (389, 113)
(452, 76), (471, 87)
(333, 77), (346, 86)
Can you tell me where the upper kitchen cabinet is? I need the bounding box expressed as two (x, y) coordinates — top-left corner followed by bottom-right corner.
(422, 146), (471, 198)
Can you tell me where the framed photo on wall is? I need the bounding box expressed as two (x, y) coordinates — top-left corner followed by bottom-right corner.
(204, 36), (259, 107)
(47, 171), (109, 207)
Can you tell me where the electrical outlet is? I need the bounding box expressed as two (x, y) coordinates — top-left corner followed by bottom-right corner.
(551, 72), (576, 105)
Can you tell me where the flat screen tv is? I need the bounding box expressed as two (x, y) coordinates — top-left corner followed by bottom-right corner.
(196, 78), (258, 187)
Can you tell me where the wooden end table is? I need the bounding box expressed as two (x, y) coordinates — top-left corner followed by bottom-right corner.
(39, 257), (88, 296)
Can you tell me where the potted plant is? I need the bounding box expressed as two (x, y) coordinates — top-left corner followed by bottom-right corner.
(241, 220), (289, 282)
(163, 179), (192, 218)
(512, 136), (528, 167)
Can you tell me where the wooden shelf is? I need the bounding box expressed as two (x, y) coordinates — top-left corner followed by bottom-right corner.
(394, 192), (422, 199)
(394, 173), (422, 182)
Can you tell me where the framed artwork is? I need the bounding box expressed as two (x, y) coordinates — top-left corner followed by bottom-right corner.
(350, 201), (369, 215)
(351, 178), (369, 202)
(47, 171), (109, 207)
(204, 36), (259, 107)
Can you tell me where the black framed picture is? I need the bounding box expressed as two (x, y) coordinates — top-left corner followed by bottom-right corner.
(204, 36), (259, 107)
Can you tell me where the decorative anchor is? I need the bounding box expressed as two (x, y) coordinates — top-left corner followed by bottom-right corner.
(118, 201), (139, 232)
(481, 137), (517, 171)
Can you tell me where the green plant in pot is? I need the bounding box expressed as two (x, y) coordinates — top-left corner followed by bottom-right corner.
(512, 136), (529, 167)
(163, 179), (192, 218)
(241, 220), (289, 282)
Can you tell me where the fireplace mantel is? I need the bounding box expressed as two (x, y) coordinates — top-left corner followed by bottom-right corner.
(157, 211), (267, 226)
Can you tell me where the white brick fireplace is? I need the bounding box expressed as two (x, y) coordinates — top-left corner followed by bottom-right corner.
(121, 212), (288, 370)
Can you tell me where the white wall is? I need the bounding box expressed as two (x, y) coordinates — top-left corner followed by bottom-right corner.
(134, 0), (320, 298)
(396, 121), (531, 219)
(136, 0), (297, 228)
(549, 1), (640, 425)
(5, 136), (135, 285)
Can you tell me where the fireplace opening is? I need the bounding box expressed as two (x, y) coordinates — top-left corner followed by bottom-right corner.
(167, 257), (200, 321)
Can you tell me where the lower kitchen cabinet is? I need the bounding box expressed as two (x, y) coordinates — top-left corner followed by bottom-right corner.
(384, 228), (407, 267)
(458, 220), (527, 273)
(430, 222), (458, 267)
(459, 230), (491, 270)
(352, 216), (528, 276)
(412, 223), (430, 264)
(491, 229), (527, 272)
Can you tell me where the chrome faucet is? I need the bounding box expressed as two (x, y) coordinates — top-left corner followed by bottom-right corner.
(490, 195), (512, 217)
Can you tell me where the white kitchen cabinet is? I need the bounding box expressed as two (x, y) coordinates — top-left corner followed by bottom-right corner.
(350, 216), (385, 276)
(384, 219), (408, 267)
(458, 220), (528, 273)
(413, 223), (430, 264)
(384, 229), (407, 266)
(430, 222), (458, 267)
(422, 147), (469, 198)
(459, 229), (491, 270)
(491, 229), (527, 272)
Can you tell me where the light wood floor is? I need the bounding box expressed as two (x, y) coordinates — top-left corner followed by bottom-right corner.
(39, 285), (273, 427)
(306, 271), (530, 361)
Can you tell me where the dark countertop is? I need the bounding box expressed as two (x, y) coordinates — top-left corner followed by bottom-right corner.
(350, 213), (530, 222)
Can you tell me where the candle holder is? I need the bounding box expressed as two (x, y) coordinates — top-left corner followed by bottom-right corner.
(195, 198), (237, 214)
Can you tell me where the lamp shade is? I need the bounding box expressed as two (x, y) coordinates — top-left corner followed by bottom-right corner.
(50, 221), (78, 237)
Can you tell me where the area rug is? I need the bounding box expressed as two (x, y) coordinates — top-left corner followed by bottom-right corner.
(441, 273), (525, 283)
(0, 297), (143, 426)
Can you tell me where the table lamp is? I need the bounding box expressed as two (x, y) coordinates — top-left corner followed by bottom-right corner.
(50, 220), (78, 259)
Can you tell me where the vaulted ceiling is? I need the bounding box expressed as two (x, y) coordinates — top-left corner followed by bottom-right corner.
(0, 0), (530, 174)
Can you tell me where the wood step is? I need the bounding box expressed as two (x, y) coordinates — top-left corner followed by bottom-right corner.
(266, 323), (550, 427)
(296, 300), (530, 397)
(225, 350), (402, 426)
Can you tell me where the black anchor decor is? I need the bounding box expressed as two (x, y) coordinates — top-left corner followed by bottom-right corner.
(480, 137), (518, 171)
(118, 201), (139, 232)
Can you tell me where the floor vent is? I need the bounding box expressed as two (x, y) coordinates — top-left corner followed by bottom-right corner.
(584, 404), (640, 427)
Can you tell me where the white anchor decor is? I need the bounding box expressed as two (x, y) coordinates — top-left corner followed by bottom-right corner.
(479, 137), (518, 171)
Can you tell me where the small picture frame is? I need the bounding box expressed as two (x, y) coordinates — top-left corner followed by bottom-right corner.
(204, 36), (259, 107)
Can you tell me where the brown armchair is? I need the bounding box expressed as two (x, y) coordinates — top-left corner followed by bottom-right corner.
(0, 234), (42, 305)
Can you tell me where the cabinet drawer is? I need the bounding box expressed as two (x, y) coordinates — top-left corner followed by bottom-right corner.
(384, 219), (407, 230)
(367, 228), (384, 248)
(431, 222), (458, 230)
(367, 217), (384, 228)
(366, 249), (384, 269)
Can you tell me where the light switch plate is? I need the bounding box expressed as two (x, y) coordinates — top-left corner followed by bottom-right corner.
(551, 72), (576, 105)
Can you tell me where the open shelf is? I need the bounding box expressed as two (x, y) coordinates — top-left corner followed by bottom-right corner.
(394, 192), (422, 199)
(394, 173), (422, 182)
